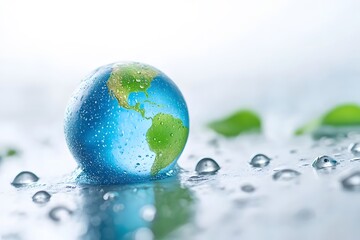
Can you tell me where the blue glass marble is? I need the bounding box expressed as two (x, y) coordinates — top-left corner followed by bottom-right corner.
(64, 62), (189, 184)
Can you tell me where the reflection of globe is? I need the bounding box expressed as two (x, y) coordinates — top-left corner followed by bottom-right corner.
(64, 62), (189, 184)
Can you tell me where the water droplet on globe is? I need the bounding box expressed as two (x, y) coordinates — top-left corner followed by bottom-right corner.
(134, 228), (154, 240)
(312, 155), (338, 169)
(241, 184), (256, 193)
(103, 191), (119, 201)
(48, 206), (73, 222)
(32, 191), (51, 204)
(349, 143), (360, 156)
(273, 169), (301, 181)
(140, 205), (156, 222)
(250, 154), (271, 168)
(195, 158), (220, 174)
(113, 203), (124, 212)
(166, 169), (175, 176)
(11, 171), (39, 187)
(341, 171), (360, 191)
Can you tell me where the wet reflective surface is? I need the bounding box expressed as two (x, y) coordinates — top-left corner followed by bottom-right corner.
(2, 125), (360, 240)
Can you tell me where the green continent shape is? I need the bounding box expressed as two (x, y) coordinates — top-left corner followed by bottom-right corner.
(146, 113), (189, 175)
(107, 63), (158, 117)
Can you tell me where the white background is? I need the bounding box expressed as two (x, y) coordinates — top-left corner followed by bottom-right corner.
(1, 0), (360, 137)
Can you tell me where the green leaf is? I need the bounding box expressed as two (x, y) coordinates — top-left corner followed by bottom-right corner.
(295, 103), (360, 136)
(322, 104), (360, 126)
(208, 110), (261, 137)
(0, 148), (20, 159)
(6, 148), (19, 157)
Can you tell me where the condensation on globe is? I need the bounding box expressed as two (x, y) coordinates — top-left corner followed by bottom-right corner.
(64, 62), (189, 184)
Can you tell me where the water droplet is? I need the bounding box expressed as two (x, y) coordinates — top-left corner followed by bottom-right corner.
(166, 169), (175, 176)
(134, 227), (154, 240)
(195, 158), (220, 174)
(341, 171), (360, 191)
(103, 191), (119, 200)
(11, 171), (39, 187)
(273, 169), (301, 181)
(250, 154), (271, 168)
(295, 208), (315, 221)
(32, 191), (51, 204)
(312, 155), (338, 169)
(90, 216), (101, 226)
(241, 184), (255, 193)
(208, 138), (219, 148)
(48, 206), (73, 222)
(350, 143), (360, 156)
(140, 205), (156, 222)
(113, 203), (124, 212)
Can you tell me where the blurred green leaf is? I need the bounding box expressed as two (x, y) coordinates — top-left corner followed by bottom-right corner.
(6, 148), (19, 157)
(0, 148), (20, 163)
(208, 110), (261, 137)
(322, 104), (360, 126)
(295, 118), (322, 136)
(295, 103), (360, 136)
